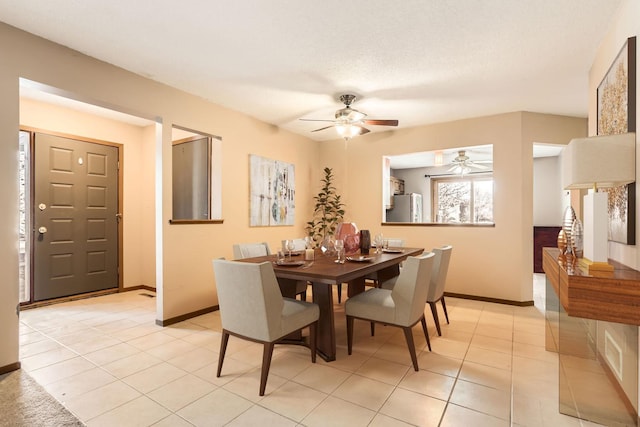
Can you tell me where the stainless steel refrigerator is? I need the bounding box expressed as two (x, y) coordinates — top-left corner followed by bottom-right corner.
(386, 193), (423, 222)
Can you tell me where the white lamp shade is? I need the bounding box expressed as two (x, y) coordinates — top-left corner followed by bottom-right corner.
(561, 133), (635, 189)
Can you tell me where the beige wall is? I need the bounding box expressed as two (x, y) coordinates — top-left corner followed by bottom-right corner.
(322, 112), (585, 303)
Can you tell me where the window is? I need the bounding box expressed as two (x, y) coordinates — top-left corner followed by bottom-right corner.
(432, 175), (493, 223)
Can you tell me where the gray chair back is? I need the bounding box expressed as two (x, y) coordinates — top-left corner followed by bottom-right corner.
(233, 242), (271, 259)
(426, 245), (452, 302)
(390, 252), (435, 326)
(281, 238), (307, 251)
(213, 259), (284, 342)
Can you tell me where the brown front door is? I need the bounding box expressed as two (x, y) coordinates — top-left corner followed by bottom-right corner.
(33, 132), (119, 301)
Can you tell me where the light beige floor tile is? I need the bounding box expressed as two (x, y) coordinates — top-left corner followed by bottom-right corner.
(355, 356), (409, 386)
(44, 367), (117, 402)
(458, 360), (512, 391)
(372, 341), (417, 366)
(162, 321), (207, 339)
(84, 342), (141, 366)
(464, 346), (512, 370)
(122, 361), (187, 394)
(302, 395), (375, 427)
(268, 351), (316, 379)
(398, 368), (455, 401)
(511, 392), (544, 426)
(176, 388), (252, 426)
(368, 413), (414, 427)
(513, 329), (546, 347)
(417, 351), (463, 377)
(430, 336), (470, 359)
(513, 341), (557, 363)
(85, 395), (171, 427)
(166, 346), (218, 373)
(151, 414), (194, 427)
(226, 405), (297, 426)
(291, 363), (351, 394)
(146, 339), (199, 361)
(180, 330), (222, 351)
(193, 358), (253, 387)
(111, 324), (163, 341)
(66, 335), (122, 355)
(127, 331), (177, 351)
(64, 380), (141, 422)
(449, 379), (511, 420)
(20, 346), (79, 371)
(253, 381), (328, 422)
(147, 373), (217, 411)
(470, 334), (513, 354)
(379, 387), (447, 426)
(102, 351), (163, 379)
(222, 367), (287, 401)
(332, 374), (394, 411)
(475, 324), (513, 341)
(28, 356), (95, 385)
(316, 348), (370, 373)
(19, 336), (61, 357)
(440, 403), (509, 427)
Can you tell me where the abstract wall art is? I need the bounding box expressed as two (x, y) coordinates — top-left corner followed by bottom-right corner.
(249, 154), (295, 226)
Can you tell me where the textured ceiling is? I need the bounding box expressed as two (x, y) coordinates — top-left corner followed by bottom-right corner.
(0, 0), (623, 141)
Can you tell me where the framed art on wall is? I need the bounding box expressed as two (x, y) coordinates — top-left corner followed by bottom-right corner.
(249, 154), (295, 226)
(597, 36), (636, 245)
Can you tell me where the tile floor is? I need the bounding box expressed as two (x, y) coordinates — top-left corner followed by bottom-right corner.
(17, 275), (604, 426)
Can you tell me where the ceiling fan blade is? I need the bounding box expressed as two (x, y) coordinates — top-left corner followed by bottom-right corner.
(300, 118), (336, 123)
(468, 163), (489, 170)
(311, 125), (335, 132)
(355, 125), (371, 135)
(362, 119), (399, 126)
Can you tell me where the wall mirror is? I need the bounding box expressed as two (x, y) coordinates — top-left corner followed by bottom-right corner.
(171, 126), (222, 222)
(383, 145), (494, 224)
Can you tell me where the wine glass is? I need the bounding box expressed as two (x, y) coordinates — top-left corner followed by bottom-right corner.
(334, 239), (345, 264)
(284, 239), (295, 260)
(374, 234), (384, 254)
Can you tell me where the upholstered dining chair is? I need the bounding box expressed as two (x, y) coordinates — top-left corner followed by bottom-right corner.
(233, 242), (307, 301)
(426, 245), (453, 336)
(212, 259), (319, 396)
(345, 252), (435, 371)
(281, 238), (307, 251)
(232, 242), (271, 259)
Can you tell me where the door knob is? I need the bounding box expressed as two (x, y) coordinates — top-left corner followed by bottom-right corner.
(38, 226), (47, 234)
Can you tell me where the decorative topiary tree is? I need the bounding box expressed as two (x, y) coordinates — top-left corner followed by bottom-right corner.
(306, 167), (345, 248)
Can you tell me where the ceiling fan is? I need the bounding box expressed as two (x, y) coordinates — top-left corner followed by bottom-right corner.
(448, 150), (491, 175)
(300, 94), (399, 139)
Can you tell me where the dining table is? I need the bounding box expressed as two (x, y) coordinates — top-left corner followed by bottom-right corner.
(238, 246), (424, 361)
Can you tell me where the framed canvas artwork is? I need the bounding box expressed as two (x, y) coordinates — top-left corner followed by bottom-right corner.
(597, 36), (636, 245)
(249, 154), (295, 226)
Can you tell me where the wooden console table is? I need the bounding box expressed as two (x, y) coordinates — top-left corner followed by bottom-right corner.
(542, 247), (640, 426)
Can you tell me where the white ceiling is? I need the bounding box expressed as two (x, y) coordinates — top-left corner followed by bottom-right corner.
(2, 1), (621, 144)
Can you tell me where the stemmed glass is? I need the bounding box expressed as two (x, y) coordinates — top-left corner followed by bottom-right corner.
(334, 239), (345, 264)
(285, 239), (295, 260)
(374, 234), (384, 254)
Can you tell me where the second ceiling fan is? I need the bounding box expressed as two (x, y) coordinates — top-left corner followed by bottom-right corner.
(300, 94), (398, 139)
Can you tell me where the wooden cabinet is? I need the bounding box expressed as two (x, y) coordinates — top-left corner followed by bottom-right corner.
(390, 176), (404, 195)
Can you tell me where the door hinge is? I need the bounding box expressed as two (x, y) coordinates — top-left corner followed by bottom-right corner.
(116, 213), (122, 223)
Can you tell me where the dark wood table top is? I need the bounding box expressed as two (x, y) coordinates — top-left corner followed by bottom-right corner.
(239, 247), (424, 284)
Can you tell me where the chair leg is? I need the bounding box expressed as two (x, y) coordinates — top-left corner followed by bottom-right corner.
(420, 316), (432, 351)
(346, 315), (354, 355)
(259, 342), (275, 396)
(441, 297), (450, 324)
(370, 321), (375, 336)
(309, 322), (317, 363)
(337, 284), (342, 303)
(217, 330), (230, 377)
(429, 301), (442, 336)
(402, 326), (419, 371)
(301, 290), (307, 301)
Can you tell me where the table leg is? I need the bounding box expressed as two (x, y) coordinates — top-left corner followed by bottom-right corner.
(375, 265), (400, 286)
(347, 277), (365, 298)
(312, 281), (336, 361)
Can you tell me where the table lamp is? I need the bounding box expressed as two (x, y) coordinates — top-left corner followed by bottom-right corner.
(561, 133), (635, 273)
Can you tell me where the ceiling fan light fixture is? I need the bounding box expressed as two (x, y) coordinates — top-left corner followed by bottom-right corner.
(336, 123), (361, 140)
